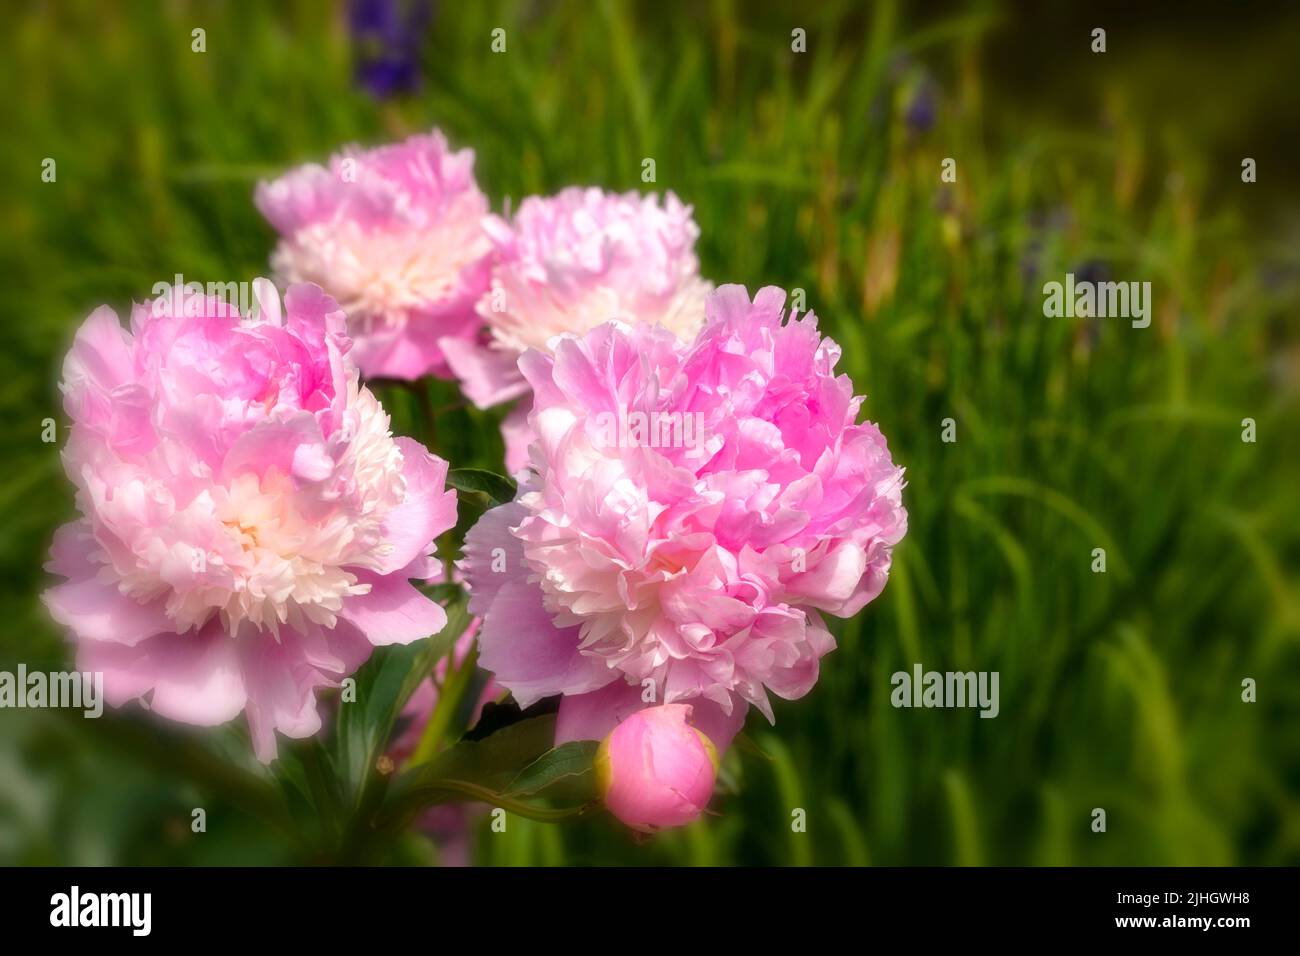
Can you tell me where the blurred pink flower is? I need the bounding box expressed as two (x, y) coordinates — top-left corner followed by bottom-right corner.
(461, 284), (907, 751)
(441, 187), (711, 471)
(597, 704), (718, 831)
(43, 279), (458, 761)
(256, 129), (492, 381)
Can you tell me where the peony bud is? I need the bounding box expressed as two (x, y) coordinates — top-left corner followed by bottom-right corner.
(595, 704), (719, 831)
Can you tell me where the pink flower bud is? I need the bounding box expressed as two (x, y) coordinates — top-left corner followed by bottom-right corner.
(596, 704), (719, 831)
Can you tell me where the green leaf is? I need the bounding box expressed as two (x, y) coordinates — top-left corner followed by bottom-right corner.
(268, 747), (318, 823)
(374, 716), (598, 831)
(64, 710), (296, 839)
(420, 581), (463, 605)
(271, 738), (346, 851)
(503, 740), (601, 802)
(414, 713), (559, 793)
(408, 640), (480, 765)
(732, 732), (774, 762)
(333, 595), (471, 809)
(446, 467), (517, 506)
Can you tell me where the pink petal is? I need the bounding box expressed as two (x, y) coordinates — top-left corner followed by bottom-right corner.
(43, 575), (173, 647)
(340, 572), (448, 646)
(78, 623), (248, 726)
(500, 400), (534, 475)
(439, 337), (529, 409)
(239, 629), (328, 762)
(221, 411), (329, 483)
(373, 437), (457, 575)
(62, 305), (134, 398)
(459, 500), (527, 617)
(45, 521), (96, 579)
(475, 577), (610, 707)
(557, 680), (748, 754)
(785, 542), (868, 612)
(350, 326), (448, 382)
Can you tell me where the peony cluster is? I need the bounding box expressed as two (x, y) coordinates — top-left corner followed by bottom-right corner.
(462, 284), (908, 818)
(256, 130), (493, 381)
(43, 279), (457, 760)
(441, 186), (712, 472)
(45, 126), (908, 836)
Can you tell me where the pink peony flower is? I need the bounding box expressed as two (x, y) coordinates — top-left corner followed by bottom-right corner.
(461, 284), (907, 752)
(440, 187), (711, 472)
(255, 128), (493, 381)
(596, 704), (718, 831)
(42, 279), (458, 761)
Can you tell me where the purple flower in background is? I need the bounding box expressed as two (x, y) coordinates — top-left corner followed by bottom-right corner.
(1020, 237), (1044, 284)
(349, 0), (434, 99)
(1073, 258), (1110, 286)
(904, 80), (937, 134)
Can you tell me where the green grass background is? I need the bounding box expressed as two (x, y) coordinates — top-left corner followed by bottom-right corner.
(1, 0), (1297, 865)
